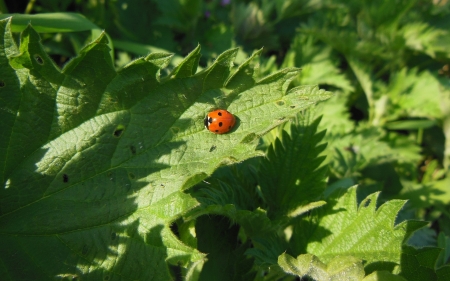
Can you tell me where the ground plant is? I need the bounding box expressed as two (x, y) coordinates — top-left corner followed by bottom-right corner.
(1, 0), (450, 280)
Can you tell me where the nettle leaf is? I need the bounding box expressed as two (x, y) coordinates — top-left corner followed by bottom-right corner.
(401, 22), (450, 59)
(278, 252), (365, 281)
(0, 18), (331, 279)
(289, 186), (427, 274)
(282, 34), (354, 93)
(399, 245), (450, 281)
(381, 68), (448, 121)
(325, 125), (421, 179)
(258, 114), (328, 220)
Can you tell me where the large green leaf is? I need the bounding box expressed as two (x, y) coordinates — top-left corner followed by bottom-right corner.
(0, 18), (331, 279)
(258, 115), (328, 220)
(289, 186), (427, 273)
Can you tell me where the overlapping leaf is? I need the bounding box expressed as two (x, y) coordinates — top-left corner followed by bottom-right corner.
(289, 186), (427, 272)
(0, 18), (331, 279)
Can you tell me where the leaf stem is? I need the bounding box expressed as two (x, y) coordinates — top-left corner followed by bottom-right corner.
(24, 0), (36, 14)
(0, 0), (8, 13)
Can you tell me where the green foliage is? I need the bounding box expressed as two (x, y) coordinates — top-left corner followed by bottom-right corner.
(1, 0), (450, 279)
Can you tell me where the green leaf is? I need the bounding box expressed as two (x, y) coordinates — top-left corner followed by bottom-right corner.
(385, 120), (436, 130)
(282, 34), (354, 92)
(278, 252), (365, 281)
(382, 68), (448, 121)
(363, 271), (407, 281)
(194, 215), (256, 281)
(401, 22), (450, 59)
(258, 114), (328, 220)
(289, 186), (427, 273)
(0, 13), (99, 33)
(400, 245), (450, 281)
(0, 13), (113, 63)
(0, 18), (331, 279)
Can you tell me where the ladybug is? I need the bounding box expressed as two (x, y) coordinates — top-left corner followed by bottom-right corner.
(204, 109), (236, 134)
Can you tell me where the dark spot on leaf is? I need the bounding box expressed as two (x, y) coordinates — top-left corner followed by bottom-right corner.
(290, 105), (295, 108)
(218, 111), (222, 116)
(81, 244), (88, 255)
(160, 184), (165, 188)
(364, 199), (371, 207)
(111, 232), (116, 240)
(63, 174), (69, 183)
(0, 80), (4, 87)
(128, 172), (135, 180)
(218, 122), (223, 127)
(276, 100), (285, 106)
(34, 54), (44, 65)
(209, 145), (216, 152)
(113, 125), (125, 137)
(113, 129), (123, 137)
(104, 275), (110, 281)
(130, 145), (136, 155)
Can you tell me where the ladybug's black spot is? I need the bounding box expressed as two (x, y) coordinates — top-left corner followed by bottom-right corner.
(218, 111), (222, 116)
(215, 130), (219, 132)
(218, 122), (223, 127)
(63, 174), (69, 183)
(228, 126), (231, 129)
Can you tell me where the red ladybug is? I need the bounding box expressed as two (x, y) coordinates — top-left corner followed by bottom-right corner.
(204, 109), (236, 134)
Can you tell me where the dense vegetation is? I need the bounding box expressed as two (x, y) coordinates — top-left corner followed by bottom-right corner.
(1, 0), (450, 280)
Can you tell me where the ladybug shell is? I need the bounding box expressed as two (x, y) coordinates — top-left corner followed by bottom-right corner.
(204, 109), (236, 134)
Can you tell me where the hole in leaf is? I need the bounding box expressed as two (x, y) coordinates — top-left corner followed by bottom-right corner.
(128, 172), (135, 180)
(290, 105), (295, 108)
(34, 54), (44, 65)
(111, 232), (117, 240)
(130, 145), (136, 155)
(209, 145), (216, 152)
(160, 184), (165, 188)
(63, 174), (69, 183)
(0, 80), (5, 87)
(363, 199), (371, 207)
(276, 100), (285, 106)
(113, 125), (125, 137)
